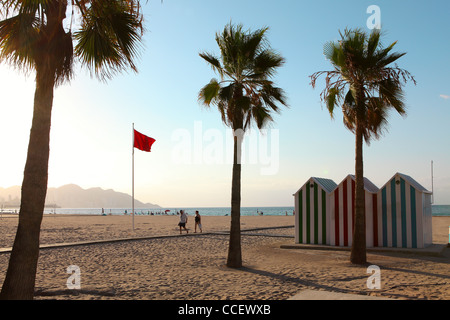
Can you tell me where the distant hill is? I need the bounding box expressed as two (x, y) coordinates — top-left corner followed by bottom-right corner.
(0, 184), (160, 209)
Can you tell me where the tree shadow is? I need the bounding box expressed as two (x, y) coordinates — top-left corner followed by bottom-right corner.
(368, 246), (450, 264)
(237, 266), (438, 300)
(34, 288), (116, 298)
(376, 265), (450, 281)
(238, 266), (365, 296)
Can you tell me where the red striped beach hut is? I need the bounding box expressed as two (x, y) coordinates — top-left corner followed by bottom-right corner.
(329, 175), (379, 248)
(294, 177), (337, 245)
(376, 173), (433, 249)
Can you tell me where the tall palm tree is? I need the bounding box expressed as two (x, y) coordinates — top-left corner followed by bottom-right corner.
(199, 23), (287, 268)
(0, 0), (144, 299)
(310, 28), (415, 264)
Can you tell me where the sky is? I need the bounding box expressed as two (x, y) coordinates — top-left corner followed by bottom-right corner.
(0, 0), (449, 208)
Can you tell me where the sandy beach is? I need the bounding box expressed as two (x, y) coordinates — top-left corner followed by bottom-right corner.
(0, 214), (449, 300)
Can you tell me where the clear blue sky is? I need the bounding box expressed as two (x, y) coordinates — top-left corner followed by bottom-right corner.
(0, 0), (449, 207)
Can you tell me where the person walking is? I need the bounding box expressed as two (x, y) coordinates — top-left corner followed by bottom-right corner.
(194, 210), (203, 233)
(178, 210), (189, 234)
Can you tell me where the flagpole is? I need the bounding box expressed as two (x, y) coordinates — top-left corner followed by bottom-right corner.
(431, 160), (434, 204)
(132, 123), (135, 232)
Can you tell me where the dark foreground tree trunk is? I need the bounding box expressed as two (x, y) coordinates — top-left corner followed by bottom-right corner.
(227, 131), (243, 268)
(350, 120), (367, 265)
(0, 64), (55, 300)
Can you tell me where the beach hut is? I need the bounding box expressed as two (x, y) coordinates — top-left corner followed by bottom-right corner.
(329, 175), (379, 248)
(293, 173), (433, 249)
(376, 173), (433, 249)
(294, 177), (337, 245)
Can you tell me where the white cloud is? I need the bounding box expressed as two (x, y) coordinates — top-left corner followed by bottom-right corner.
(439, 94), (450, 100)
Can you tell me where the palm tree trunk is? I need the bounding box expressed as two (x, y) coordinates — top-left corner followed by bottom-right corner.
(0, 64), (55, 300)
(227, 131), (243, 268)
(350, 118), (367, 265)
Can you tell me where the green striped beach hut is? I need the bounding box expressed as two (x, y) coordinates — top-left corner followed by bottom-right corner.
(294, 177), (337, 245)
(377, 173), (433, 249)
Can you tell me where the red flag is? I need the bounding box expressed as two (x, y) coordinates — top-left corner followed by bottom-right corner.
(134, 129), (155, 152)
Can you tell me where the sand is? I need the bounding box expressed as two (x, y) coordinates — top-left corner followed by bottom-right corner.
(0, 214), (449, 300)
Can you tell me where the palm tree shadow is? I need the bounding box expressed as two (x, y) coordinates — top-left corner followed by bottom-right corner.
(34, 288), (116, 298)
(377, 265), (450, 281)
(372, 247), (450, 265)
(238, 266), (361, 295)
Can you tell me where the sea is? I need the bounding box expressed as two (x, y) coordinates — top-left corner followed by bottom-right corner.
(34, 205), (450, 216)
(40, 207), (297, 216)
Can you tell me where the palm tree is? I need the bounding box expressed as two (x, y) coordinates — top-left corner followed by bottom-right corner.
(199, 23), (287, 268)
(310, 28), (415, 264)
(0, 0), (144, 299)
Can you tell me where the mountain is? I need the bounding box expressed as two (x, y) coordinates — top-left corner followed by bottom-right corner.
(0, 186), (21, 207)
(0, 184), (160, 209)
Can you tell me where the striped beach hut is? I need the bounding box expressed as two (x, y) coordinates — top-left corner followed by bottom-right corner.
(294, 177), (337, 245)
(376, 173), (433, 249)
(329, 175), (379, 248)
(293, 172), (433, 249)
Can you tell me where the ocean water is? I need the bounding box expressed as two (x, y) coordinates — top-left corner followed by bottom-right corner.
(432, 205), (450, 216)
(39, 205), (450, 216)
(41, 207), (296, 216)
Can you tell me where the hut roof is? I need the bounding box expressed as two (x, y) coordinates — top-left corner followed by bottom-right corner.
(294, 173), (430, 197)
(294, 177), (337, 195)
(313, 177), (338, 193)
(381, 172), (432, 194)
(346, 175), (380, 193)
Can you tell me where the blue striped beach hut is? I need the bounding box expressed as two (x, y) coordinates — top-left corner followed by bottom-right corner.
(377, 173), (433, 249)
(294, 177), (337, 245)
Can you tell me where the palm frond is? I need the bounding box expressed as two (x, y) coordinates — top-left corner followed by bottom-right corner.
(252, 49), (285, 79)
(311, 27), (415, 143)
(325, 86), (342, 118)
(198, 79), (221, 106)
(0, 12), (40, 71)
(74, 0), (143, 80)
(247, 104), (273, 130)
(1, 0), (145, 83)
(259, 82), (287, 111)
(377, 77), (406, 116)
(365, 97), (389, 141)
(1, 0), (47, 16)
(199, 52), (224, 79)
(376, 51), (406, 69)
(52, 28), (74, 85)
(366, 29), (381, 58)
(241, 25), (268, 62)
(199, 22), (287, 132)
